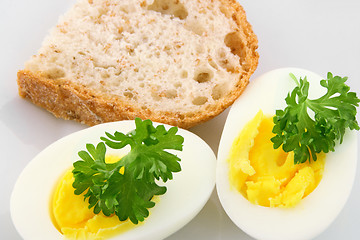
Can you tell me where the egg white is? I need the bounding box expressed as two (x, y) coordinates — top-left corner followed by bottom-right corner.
(11, 120), (216, 240)
(216, 68), (358, 240)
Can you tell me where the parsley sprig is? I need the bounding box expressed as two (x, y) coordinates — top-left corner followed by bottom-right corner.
(72, 118), (184, 224)
(271, 72), (359, 164)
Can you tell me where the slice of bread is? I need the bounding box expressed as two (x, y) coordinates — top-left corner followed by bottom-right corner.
(17, 0), (258, 128)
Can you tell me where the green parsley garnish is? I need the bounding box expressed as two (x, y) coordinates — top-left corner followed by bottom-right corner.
(271, 72), (360, 164)
(72, 118), (184, 224)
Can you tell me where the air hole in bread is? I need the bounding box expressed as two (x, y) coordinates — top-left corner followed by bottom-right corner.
(127, 48), (135, 56)
(148, 0), (188, 20)
(142, 36), (149, 43)
(224, 32), (248, 71)
(195, 72), (210, 83)
(173, 9), (188, 20)
(124, 91), (134, 99)
(119, 4), (136, 14)
(181, 70), (188, 78)
(218, 59), (234, 72)
(174, 82), (182, 88)
(101, 72), (110, 79)
(163, 45), (172, 54)
(208, 58), (218, 70)
(217, 48), (236, 72)
(44, 67), (65, 79)
(151, 92), (161, 101)
(194, 69), (213, 83)
(192, 96), (208, 105)
(165, 89), (177, 99)
(184, 21), (204, 36)
(212, 83), (226, 100)
(114, 69), (122, 76)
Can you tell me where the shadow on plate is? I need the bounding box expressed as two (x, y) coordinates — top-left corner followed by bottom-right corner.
(0, 97), (86, 151)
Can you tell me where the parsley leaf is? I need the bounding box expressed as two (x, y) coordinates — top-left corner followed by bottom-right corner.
(271, 72), (360, 164)
(72, 118), (184, 224)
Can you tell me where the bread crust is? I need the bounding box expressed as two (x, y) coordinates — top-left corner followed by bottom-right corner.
(17, 0), (258, 129)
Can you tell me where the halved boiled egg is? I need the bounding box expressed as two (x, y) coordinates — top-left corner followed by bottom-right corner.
(216, 68), (358, 240)
(11, 120), (216, 240)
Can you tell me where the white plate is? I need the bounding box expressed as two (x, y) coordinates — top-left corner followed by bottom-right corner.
(1, 1), (360, 239)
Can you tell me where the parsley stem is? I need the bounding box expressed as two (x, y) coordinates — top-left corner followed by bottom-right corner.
(289, 73), (300, 86)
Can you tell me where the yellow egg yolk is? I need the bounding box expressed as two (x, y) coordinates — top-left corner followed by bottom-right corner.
(51, 156), (137, 240)
(228, 110), (325, 208)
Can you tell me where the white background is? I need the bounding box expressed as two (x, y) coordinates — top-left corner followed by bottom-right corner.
(1, 0), (359, 239)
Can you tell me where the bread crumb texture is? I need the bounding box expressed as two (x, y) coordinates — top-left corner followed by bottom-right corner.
(18, 0), (258, 128)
